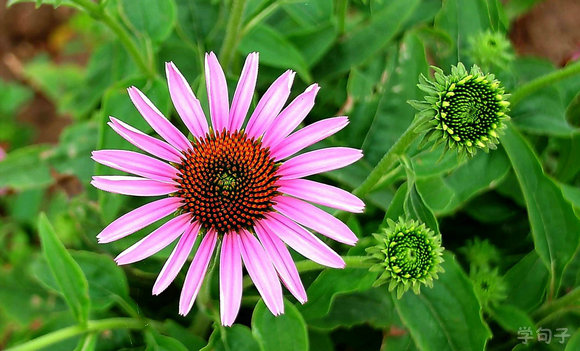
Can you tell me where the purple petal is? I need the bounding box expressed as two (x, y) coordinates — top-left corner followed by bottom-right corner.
(239, 229), (284, 316)
(97, 197), (182, 243)
(245, 70), (295, 139)
(91, 176), (176, 196)
(274, 196), (358, 245)
(128, 87), (192, 151)
(255, 222), (307, 303)
(277, 179), (364, 213)
(166, 62), (209, 138)
(92, 150), (179, 182)
(153, 222), (201, 295)
(205, 52), (229, 133)
(261, 84), (319, 148)
(115, 213), (192, 265)
(220, 233), (243, 326)
(263, 213), (345, 268)
(271, 117), (349, 160)
(108, 117), (182, 162)
(278, 147), (363, 179)
(229, 52), (259, 131)
(179, 229), (218, 315)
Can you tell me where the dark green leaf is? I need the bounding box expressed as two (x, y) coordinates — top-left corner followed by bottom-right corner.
(214, 325), (261, 351)
(145, 330), (188, 351)
(38, 213), (90, 326)
(394, 253), (491, 351)
(252, 299), (308, 351)
(298, 268), (377, 321)
(504, 252), (549, 312)
(502, 124), (580, 293)
(489, 304), (535, 335)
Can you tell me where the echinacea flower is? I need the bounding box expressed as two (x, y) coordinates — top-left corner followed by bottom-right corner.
(91, 52), (364, 326)
(367, 218), (444, 298)
(411, 63), (510, 157)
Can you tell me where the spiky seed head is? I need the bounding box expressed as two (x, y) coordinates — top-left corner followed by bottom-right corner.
(410, 63), (510, 157)
(468, 31), (514, 71)
(367, 218), (444, 298)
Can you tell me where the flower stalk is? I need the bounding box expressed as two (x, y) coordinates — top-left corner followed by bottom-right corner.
(219, 0), (248, 70)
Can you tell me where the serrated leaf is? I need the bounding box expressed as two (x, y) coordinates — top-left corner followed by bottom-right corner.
(252, 299), (308, 351)
(394, 253), (491, 351)
(38, 213), (90, 326)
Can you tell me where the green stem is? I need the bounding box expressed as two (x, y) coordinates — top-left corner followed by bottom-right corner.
(533, 287), (580, 321)
(337, 0), (348, 34)
(72, 0), (154, 77)
(242, 256), (370, 289)
(352, 114), (430, 199)
(510, 60), (580, 106)
(6, 318), (146, 351)
(219, 0), (248, 71)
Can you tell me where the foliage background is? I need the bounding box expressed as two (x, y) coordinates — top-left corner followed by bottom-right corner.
(1, 0), (580, 350)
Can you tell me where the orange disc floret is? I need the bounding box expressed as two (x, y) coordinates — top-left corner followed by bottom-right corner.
(175, 130), (280, 234)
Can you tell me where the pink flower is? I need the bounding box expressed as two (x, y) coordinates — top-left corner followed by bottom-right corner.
(92, 52), (364, 326)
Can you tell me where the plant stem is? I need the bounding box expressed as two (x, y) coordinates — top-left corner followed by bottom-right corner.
(72, 0), (154, 77)
(533, 287), (580, 321)
(241, 256), (370, 289)
(6, 318), (146, 351)
(337, 0), (348, 34)
(352, 114), (430, 199)
(510, 60), (580, 106)
(219, 0), (248, 71)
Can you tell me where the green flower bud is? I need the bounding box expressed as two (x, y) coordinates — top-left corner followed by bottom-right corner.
(367, 218), (444, 298)
(468, 31), (514, 71)
(411, 63), (510, 157)
(469, 268), (507, 308)
(459, 237), (500, 270)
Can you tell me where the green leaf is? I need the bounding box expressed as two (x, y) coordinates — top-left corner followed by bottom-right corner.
(434, 0), (491, 65)
(489, 304), (535, 335)
(119, 0), (177, 42)
(287, 22), (338, 68)
(316, 0), (420, 77)
(565, 329), (580, 351)
(298, 268), (377, 321)
(0, 78), (33, 117)
(385, 182), (408, 221)
(252, 299), (308, 351)
(417, 150), (511, 215)
(404, 182), (440, 234)
(214, 325), (261, 351)
(37, 213), (90, 326)
(0, 145), (52, 190)
(501, 124), (580, 293)
(394, 253), (491, 351)
(239, 24), (312, 82)
(145, 330), (188, 351)
(32, 251), (131, 311)
(308, 288), (395, 330)
(503, 251), (549, 312)
(362, 31), (428, 165)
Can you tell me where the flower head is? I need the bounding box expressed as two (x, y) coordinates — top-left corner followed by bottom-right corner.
(468, 31), (514, 71)
(469, 268), (507, 308)
(412, 63), (510, 157)
(367, 218), (444, 298)
(460, 237), (500, 270)
(91, 52), (364, 326)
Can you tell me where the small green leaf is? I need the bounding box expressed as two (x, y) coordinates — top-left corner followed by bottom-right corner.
(0, 145), (52, 190)
(119, 0), (177, 42)
(394, 253), (491, 351)
(252, 299), (308, 351)
(38, 213), (90, 326)
(502, 124), (580, 293)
